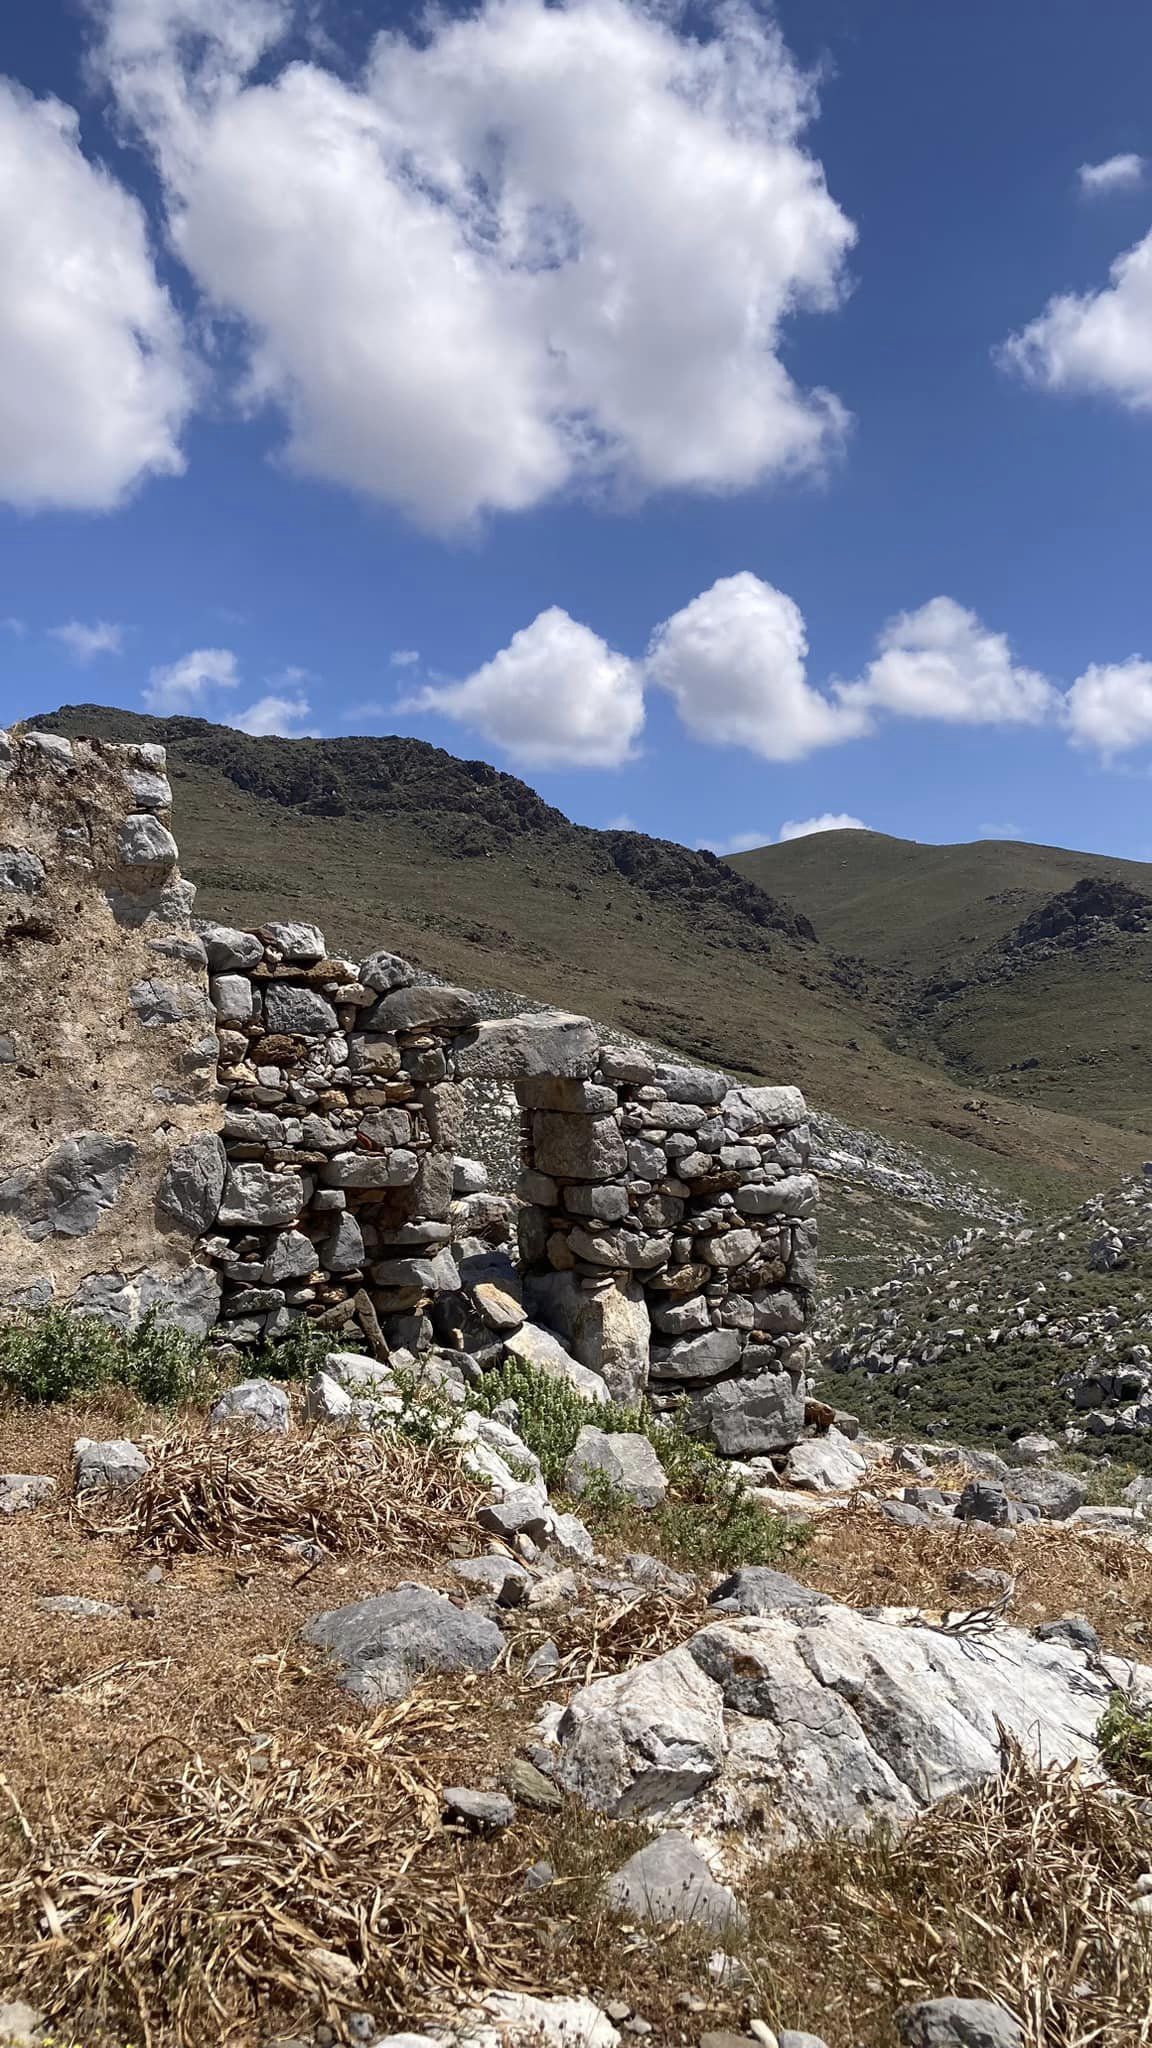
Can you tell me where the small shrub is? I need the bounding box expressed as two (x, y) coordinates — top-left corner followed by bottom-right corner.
(0, 1308), (216, 1407)
(475, 1358), (808, 1573)
(1097, 1692), (1152, 1793)
(253, 1319), (347, 1383)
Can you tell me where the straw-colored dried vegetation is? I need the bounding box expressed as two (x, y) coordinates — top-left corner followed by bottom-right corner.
(1, 1400), (1151, 2048)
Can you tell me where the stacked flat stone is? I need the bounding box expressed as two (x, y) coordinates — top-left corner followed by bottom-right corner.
(516, 1043), (817, 1453)
(198, 923), (492, 1349)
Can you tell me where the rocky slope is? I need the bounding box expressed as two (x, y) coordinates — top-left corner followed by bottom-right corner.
(821, 1171), (1152, 1467)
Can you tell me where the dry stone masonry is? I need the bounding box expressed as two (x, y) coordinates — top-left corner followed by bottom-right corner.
(0, 738), (818, 1451)
(0, 728), (219, 1330)
(516, 1045), (817, 1452)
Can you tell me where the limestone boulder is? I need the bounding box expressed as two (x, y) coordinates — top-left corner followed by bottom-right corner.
(565, 1427), (668, 1509)
(604, 1831), (743, 1931)
(695, 1369), (806, 1457)
(304, 1585), (504, 1703)
(455, 1012), (599, 1080)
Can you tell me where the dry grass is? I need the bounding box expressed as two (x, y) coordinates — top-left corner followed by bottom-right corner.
(0, 1699), (542, 2048)
(796, 1496), (1152, 1659)
(88, 1428), (486, 1563)
(3, 1402), (1152, 2048)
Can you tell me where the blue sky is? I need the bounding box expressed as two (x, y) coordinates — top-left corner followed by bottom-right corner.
(3, 0), (1152, 859)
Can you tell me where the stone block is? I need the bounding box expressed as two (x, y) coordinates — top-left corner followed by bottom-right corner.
(454, 1010), (598, 1079)
(649, 1328), (742, 1382)
(565, 1427), (667, 1508)
(517, 1077), (618, 1114)
(368, 985), (480, 1032)
(263, 984), (338, 1037)
(321, 1150), (418, 1189)
(653, 1062), (728, 1106)
(695, 1369), (806, 1456)
(217, 1164), (304, 1227)
(156, 1133), (227, 1234)
(532, 1113), (628, 1181)
(258, 921), (326, 962)
(201, 924), (263, 972)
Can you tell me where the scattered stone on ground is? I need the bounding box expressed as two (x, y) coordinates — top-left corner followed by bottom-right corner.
(604, 1832), (745, 1931)
(303, 1585), (505, 1703)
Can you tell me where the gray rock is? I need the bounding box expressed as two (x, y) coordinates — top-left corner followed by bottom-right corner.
(562, 1184), (631, 1222)
(1009, 1433), (1059, 1467)
(263, 1230), (319, 1284)
(453, 1157), (490, 1194)
(201, 923), (263, 972)
(708, 1567), (831, 1616)
(604, 1832), (743, 1931)
(778, 2035), (831, 2048)
(217, 1164), (303, 1227)
(1005, 1468), (1088, 1520)
(37, 1594), (126, 1620)
(71, 1262), (221, 1338)
(259, 920), (326, 962)
(526, 1638), (561, 1679)
(783, 1429), (867, 1494)
(734, 1174), (818, 1218)
(518, 1077), (618, 1114)
(532, 1112), (628, 1182)
(129, 979), (214, 1028)
(722, 1084), (807, 1130)
(455, 1011), (599, 1080)
(653, 1064), (728, 1107)
(598, 1044), (656, 1085)
(0, 1474), (56, 1515)
(0, 848), (45, 892)
(0, 1998), (46, 2047)
(209, 1380), (291, 1433)
(955, 1481), (1012, 1527)
(650, 1328), (742, 1383)
(0, 1133), (137, 1240)
(696, 1370), (806, 1457)
(651, 1295), (712, 1337)
(453, 1555), (530, 1603)
(524, 1858), (556, 1890)
(443, 1785), (516, 1831)
(1034, 1615), (1100, 1654)
(550, 1510), (596, 1560)
(157, 1133), (226, 1234)
(528, 1271), (650, 1405)
(880, 1501), (933, 1529)
(210, 973), (254, 1024)
(359, 949), (416, 992)
(303, 1584), (504, 1703)
(322, 1151), (418, 1189)
(504, 1757), (564, 1809)
(504, 1321), (611, 1403)
(565, 1428), (668, 1510)
(323, 1211), (365, 1273)
(369, 984), (480, 1032)
(117, 814), (178, 868)
(1123, 1473), (1152, 1515)
(549, 1643), (728, 1815)
(372, 1250), (460, 1291)
(895, 1998), (1023, 2048)
(73, 1438), (149, 1492)
(476, 1486), (554, 1545)
(263, 984), (339, 1037)
(700, 1229), (760, 1270)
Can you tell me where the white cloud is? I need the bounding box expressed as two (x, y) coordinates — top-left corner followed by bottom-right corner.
(96, 0), (855, 527)
(3, 617), (27, 636)
(778, 812), (869, 840)
(48, 620), (124, 661)
(1064, 658), (1152, 756)
(0, 77), (191, 512)
(647, 572), (868, 761)
(390, 650), (420, 669)
(230, 690), (313, 736)
(978, 822), (1025, 839)
(405, 606), (644, 769)
(143, 646), (240, 712)
(1079, 153), (1145, 197)
(605, 812), (637, 831)
(841, 596), (1055, 725)
(1000, 228), (1152, 410)
(699, 829), (772, 855)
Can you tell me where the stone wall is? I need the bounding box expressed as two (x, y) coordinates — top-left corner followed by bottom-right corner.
(513, 1041), (817, 1451)
(0, 728), (220, 1330)
(0, 738), (816, 1453)
(197, 928), (520, 1354)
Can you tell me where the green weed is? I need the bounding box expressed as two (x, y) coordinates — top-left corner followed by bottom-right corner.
(0, 1309), (215, 1407)
(1097, 1693), (1152, 1793)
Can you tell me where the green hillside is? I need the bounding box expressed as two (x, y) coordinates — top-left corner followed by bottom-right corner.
(31, 707), (1152, 1208)
(734, 830), (1152, 1140)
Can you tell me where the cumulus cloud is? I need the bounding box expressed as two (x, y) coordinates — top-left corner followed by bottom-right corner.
(1064, 658), (1152, 756)
(701, 814), (869, 854)
(48, 620), (123, 661)
(841, 596), (1055, 725)
(1000, 229), (1152, 410)
(778, 812), (869, 840)
(0, 76), (191, 511)
(230, 690), (313, 736)
(1079, 153), (1145, 197)
(405, 607), (644, 769)
(95, 0), (855, 526)
(143, 646), (240, 712)
(390, 650), (420, 669)
(647, 573), (868, 761)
